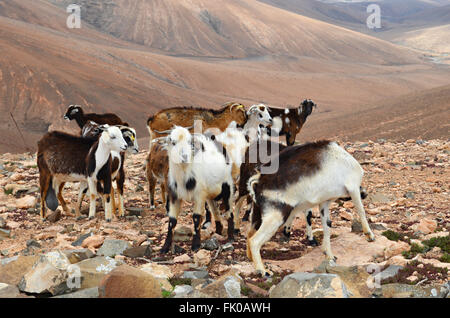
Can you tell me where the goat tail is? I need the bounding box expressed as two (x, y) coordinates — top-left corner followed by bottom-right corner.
(247, 170), (261, 204)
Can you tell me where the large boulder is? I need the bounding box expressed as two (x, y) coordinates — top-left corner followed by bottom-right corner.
(98, 265), (162, 298)
(269, 273), (351, 298)
(76, 256), (121, 290)
(18, 251), (71, 295)
(0, 255), (39, 285)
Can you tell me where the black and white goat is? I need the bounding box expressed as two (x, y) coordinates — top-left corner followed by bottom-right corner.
(160, 126), (235, 253)
(77, 121), (139, 218)
(247, 140), (375, 276)
(64, 105), (127, 130)
(37, 125), (128, 221)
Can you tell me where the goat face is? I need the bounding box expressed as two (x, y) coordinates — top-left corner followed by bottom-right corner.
(276, 100), (317, 146)
(120, 126), (139, 154)
(248, 104), (273, 126)
(167, 126), (194, 164)
(101, 126), (128, 152)
(64, 105), (82, 121)
(299, 99), (316, 118)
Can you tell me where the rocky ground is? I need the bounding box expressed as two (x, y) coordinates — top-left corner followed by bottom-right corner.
(0, 139), (449, 298)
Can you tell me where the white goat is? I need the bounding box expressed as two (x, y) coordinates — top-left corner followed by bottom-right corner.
(160, 126), (235, 253)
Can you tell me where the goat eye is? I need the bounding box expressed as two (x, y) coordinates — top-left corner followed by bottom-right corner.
(111, 136), (116, 140)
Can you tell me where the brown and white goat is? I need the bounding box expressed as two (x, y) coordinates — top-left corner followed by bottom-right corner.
(64, 105), (127, 130)
(266, 99), (316, 146)
(247, 140), (375, 276)
(37, 125), (128, 221)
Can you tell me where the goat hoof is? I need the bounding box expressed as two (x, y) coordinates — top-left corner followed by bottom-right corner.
(233, 229), (240, 235)
(76, 216), (87, 221)
(160, 246), (170, 254)
(366, 233), (375, 242)
(150, 205), (155, 211)
(88, 216), (94, 221)
(308, 238), (319, 246)
(106, 219), (111, 223)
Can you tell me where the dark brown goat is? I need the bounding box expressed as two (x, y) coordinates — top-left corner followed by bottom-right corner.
(64, 105), (127, 130)
(267, 99), (316, 146)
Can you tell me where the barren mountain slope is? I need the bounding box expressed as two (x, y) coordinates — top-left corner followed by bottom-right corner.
(48, 0), (423, 64)
(302, 84), (450, 143)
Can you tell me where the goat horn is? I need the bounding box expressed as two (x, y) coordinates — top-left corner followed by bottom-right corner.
(230, 103), (245, 112)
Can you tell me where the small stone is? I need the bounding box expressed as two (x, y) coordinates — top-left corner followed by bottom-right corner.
(46, 210), (61, 223)
(123, 245), (152, 258)
(0, 228), (11, 240)
(173, 254), (191, 264)
(81, 235), (105, 249)
(181, 270), (209, 280)
(404, 192), (415, 199)
(222, 242), (234, 252)
(173, 226), (193, 242)
(26, 239), (41, 249)
(97, 239), (131, 257)
(72, 232), (93, 247)
(202, 237), (220, 251)
(173, 285), (194, 298)
(194, 250), (211, 267)
(15, 196), (37, 209)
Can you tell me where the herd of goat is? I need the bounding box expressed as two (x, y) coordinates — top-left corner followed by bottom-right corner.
(36, 100), (375, 277)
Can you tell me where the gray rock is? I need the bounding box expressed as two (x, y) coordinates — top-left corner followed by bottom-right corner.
(202, 238), (220, 251)
(173, 285), (194, 298)
(0, 217), (6, 229)
(373, 265), (403, 282)
(71, 232), (93, 247)
(0, 228), (10, 240)
(52, 287), (99, 298)
(26, 239), (41, 249)
(173, 226), (193, 242)
(181, 270), (210, 280)
(270, 273), (351, 298)
(404, 191), (415, 199)
(97, 239), (131, 257)
(381, 283), (441, 298)
(222, 242), (234, 252)
(351, 220), (363, 233)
